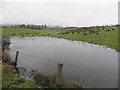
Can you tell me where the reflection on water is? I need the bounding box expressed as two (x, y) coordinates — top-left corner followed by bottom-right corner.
(10, 37), (118, 88)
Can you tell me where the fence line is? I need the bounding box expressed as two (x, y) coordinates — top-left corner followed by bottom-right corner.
(11, 50), (118, 76)
(20, 52), (59, 64)
(10, 49), (59, 64)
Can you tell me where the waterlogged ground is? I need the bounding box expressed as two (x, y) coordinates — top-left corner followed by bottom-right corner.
(9, 37), (118, 88)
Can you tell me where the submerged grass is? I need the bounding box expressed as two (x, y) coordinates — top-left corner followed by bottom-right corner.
(2, 25), (119, 51)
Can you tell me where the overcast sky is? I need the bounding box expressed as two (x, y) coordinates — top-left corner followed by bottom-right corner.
(0, 0), (118, 27)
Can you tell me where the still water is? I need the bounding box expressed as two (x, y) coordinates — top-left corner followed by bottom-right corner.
(10, 37), (118, 88)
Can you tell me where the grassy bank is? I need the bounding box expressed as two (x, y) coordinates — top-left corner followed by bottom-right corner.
(3, 64), (39, 88)
(2, 51), (82, 88)
(2, 25), (118, 51)
(2, 51), (39, 88)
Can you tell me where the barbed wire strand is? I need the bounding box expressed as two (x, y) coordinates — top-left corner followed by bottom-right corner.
(11, 50), (118, 76)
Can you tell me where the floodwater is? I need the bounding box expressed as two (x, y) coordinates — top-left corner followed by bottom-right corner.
(9, 37), (118, 88)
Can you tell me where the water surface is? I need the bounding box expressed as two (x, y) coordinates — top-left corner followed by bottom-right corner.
(10, 37), (118, 88)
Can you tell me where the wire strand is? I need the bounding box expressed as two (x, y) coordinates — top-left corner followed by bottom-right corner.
(11, 50), (118, 76)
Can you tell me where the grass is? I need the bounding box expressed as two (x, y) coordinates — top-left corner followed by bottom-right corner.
(1, 26), (118, 88)
(2, 28), (56, 38)
(2, 25), (118, 51)
(2, 51), (82, 88)
(2, 64), (38, 88)
(32, 71), (82, 88)
(1, 51), (39, 88)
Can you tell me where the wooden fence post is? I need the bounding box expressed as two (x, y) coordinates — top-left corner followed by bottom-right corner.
(57, 63), (63, 86)
(14, 51), (19, 67)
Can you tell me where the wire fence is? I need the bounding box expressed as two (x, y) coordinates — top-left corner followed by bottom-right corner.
(9, 49), (119, 88)
(10, 49), (118, 76)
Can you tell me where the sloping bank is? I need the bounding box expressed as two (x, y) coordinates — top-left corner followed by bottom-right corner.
(2, 51), (38, 88)
(2, 52), (83, 88)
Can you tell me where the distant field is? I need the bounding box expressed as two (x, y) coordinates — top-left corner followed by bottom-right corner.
(2, 26), (118, 51)
(0, 28), (2, 37)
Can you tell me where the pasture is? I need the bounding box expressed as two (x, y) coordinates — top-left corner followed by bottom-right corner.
(2, 25), (118, 51)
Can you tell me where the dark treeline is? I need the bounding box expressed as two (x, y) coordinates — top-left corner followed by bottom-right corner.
(17, 24), (47, 30)
(1, 24), (119, 31)
(1, 24), (62, 30)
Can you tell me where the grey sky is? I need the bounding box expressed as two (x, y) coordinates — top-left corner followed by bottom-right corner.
(1, 0), (118, 27)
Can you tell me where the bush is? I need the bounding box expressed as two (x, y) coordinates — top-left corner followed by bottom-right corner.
(33, 72), (83, 88)
(2, 52), (11, 63)
(2, 64), (16, 74)
(33, 72), (56, 87)
(84, 33), (87, 35)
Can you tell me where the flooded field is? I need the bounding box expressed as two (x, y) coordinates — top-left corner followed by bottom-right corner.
(9, 37), (118, 88)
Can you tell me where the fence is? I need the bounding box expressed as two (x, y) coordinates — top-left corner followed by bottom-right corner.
(10, 49), (118, 87)
(11, 50), (118, 75)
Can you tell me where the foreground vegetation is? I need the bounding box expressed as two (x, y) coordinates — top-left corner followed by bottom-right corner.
(3, 63), (82, 88)
(2, 25), (119, 51)
(3, 64), (38, 88)
(2, 48), (82, 88)
(2, 51), (39, 88)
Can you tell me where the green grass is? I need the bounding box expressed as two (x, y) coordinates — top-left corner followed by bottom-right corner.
(1, 51), (82, 88)
(2, 64), (38, 88)
(2, 28), (56, 38)
(2, 26), (118, 51)
(3, 73), (38, 88)
(1, 51), (38, 88)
